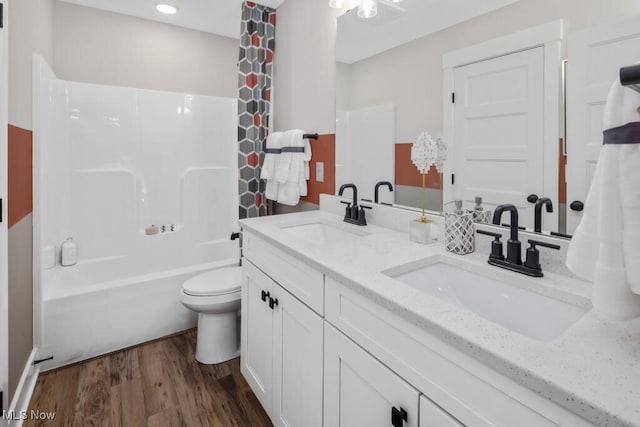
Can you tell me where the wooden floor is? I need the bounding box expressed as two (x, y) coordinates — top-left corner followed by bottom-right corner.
(25, 330), (272, 427)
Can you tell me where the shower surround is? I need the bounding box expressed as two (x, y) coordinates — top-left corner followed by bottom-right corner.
(32, 56), (239, 370)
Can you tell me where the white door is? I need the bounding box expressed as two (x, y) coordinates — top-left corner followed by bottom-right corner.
(0, 0), (9, 414)
(240, 260), (274, 417)
(324, 323), (420, 427)
(272, 285), (323, 427)
(452, 47), (548, 230)
(565, 17), (640, 233)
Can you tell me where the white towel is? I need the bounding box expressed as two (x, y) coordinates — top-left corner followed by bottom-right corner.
(276, 130), (312, 206)
(261, 131), (284, 202)
(566, 75), (640, 321)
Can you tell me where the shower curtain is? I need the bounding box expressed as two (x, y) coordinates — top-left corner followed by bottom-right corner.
(237, 1), (276, 218)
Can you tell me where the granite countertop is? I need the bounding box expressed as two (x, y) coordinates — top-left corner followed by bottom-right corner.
(239, 209), (640, 427)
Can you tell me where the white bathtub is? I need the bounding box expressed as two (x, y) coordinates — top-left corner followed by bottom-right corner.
(38, 257), (239, 371)
(33, 56), (240, 371)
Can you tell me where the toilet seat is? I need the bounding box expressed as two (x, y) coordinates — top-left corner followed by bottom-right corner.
(182, 266), (242, 297)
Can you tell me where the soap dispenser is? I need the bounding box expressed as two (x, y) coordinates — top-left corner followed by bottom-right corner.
(469, 196), (492, 224)
(445, 200), (475, 255)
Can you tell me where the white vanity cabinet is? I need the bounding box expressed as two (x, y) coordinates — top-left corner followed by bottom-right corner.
(241, 232), (324, 427)
(324, 276), (593, 427)
(324, 323), (420, 427)
(420, 396), (464, 427)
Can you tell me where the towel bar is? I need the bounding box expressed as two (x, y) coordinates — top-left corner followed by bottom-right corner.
(620, 64), (640, 93)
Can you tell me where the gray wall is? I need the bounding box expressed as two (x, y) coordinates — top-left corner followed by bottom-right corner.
(273, 0), (340, 134)
(7, 0), (54, 400)
(52, 1), (239, 97)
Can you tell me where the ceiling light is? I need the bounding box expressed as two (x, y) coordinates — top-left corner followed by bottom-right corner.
(387, 0), (404, 3)
(357, 0), (377, 18)
(155, 3), (177, 14)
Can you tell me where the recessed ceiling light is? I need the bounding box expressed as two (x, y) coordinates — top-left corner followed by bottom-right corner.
(155, 3), (177, 14)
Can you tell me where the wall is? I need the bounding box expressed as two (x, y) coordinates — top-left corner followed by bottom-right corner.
(7, 0), (53, 400)
(271, 0), (341, 208)
(341, 0), (640, 142)
(52, 1), (238, 97)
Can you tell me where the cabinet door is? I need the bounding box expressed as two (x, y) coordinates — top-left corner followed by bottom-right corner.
(272, 285), (323, 427)
(420, 395), (464, 427)
(324, 323), (419, 427)
(241, 260), (274, 416)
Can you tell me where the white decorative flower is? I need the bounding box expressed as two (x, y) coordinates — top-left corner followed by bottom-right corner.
(411, 132), (447, 173)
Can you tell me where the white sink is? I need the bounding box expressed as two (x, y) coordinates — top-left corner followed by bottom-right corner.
(388, 262), (587, 341)
(282, 222), (367, 244)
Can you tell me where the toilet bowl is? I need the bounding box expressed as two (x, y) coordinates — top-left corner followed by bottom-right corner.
(180, 265), (242, 364)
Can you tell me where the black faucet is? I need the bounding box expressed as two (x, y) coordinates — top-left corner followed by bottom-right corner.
(534, 197), (553, 233)
(374, 181), (394, 204)
(492, 204), (521, 265)
(479, 203), (559, 277)
(338, 183), (367, 226)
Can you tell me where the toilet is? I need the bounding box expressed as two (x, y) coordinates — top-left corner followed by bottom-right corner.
(180, 266), (242, 364)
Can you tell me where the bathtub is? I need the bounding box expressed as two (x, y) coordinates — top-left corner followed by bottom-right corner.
(37, 257), (239, 371)
(33, 56), (240, 371)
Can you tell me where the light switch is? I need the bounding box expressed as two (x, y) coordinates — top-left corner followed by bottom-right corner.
(316, 162), (324, 182)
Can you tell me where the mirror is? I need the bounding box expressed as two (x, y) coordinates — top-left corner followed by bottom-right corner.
(334, 0), (640, 236)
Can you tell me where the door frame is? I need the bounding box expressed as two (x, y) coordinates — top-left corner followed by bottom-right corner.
(442, 20), (563, 230)
(0, 0), (9, 415)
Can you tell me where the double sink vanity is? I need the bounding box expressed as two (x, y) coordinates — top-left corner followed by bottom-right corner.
(239, 195), (640, 427)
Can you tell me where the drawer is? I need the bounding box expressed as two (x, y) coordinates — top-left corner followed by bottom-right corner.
(243, 230), (324, 315)
(325, 276), (592, 427)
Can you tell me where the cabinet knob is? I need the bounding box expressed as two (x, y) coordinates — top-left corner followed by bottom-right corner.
(527, 194), (539, 203)
(570, 200), (584, 212)
(391, 406), (408, 427)
(269, 296), (279, 310)
(261, 290), (270, 302)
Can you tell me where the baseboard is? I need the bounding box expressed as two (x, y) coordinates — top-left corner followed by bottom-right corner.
(6, 348), (39, 427)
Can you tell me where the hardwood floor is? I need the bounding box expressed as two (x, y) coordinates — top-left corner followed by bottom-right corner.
(25, 330), (272, 427)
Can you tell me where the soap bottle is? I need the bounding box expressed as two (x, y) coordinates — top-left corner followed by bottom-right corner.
(445, 200), (475, 255)
(60, 237), (78, 266)
(469, 196), (492, 224)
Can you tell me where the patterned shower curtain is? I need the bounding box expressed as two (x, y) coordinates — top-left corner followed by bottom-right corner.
(237, 1), (276, 219)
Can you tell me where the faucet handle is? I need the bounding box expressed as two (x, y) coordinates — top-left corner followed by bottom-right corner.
(524, 239), (560, 271)
(477, 229), (504, 261)
(528, 239), (560, 250)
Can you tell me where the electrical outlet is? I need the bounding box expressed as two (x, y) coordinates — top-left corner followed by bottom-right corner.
(316, 162), (324, 182)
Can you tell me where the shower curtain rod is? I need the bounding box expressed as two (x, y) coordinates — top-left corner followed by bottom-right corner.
(620, 64), (640, 93)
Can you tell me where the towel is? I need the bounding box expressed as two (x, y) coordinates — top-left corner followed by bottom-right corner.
(276, 129), (311, 206)
(566, 75), (640, 321)
(261, 131), (284, 202)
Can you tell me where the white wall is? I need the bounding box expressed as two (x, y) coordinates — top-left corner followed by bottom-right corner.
(52, 1), (238, 98)
(340, 0), (640, 142)
(273, 0), (341, 134)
